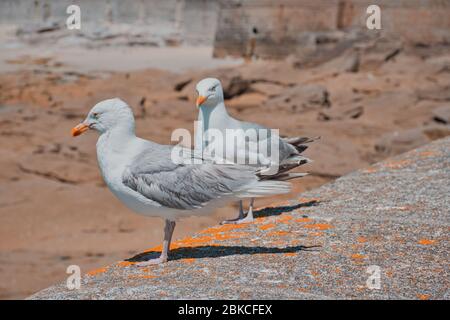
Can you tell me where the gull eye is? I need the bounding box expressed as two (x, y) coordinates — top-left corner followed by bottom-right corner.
(92, 112), (99, 119)
(210, 86), (216, 92)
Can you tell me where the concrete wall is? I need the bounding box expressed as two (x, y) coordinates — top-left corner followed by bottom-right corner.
(0, 0), (219, 45)
(214, 0), (340, 58)
(344, 0), (450, 43)
(213, 0), (450, 58)
(2, 0), (449, 53)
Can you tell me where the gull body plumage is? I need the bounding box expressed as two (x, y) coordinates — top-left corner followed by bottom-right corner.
(71, 98), (291, 264)
(195, 78), (316, 224)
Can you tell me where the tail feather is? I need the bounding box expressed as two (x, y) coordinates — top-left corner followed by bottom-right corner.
(237, 180), (291, 198)
(285, 136), (320, 155)
(283, 136), (320, 146)
(255, 136), (317, 182)
(258, 156), (311, 178)
(281, 155), (311, 166)
(269, 172), (309, 181)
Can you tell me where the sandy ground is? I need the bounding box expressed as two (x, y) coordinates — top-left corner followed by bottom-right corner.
(0, 45), (243, 73)
(0, 41), (449, 299)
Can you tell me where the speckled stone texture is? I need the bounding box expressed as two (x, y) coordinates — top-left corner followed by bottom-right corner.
(29, 137), (450, 300)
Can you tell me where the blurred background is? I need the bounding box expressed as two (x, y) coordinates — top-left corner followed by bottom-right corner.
(0, 0), (449, 299)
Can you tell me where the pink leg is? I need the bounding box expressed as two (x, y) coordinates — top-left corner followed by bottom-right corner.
(220, 198), (255, 225)
(137, 219), (176, 266)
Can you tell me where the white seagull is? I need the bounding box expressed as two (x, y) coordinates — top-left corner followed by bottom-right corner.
(71, 98), (292, 265)
(195, 78), (316, 224)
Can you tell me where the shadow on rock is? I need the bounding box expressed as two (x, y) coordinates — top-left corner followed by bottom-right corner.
(253, 200), (319, 219)
(127, 244), (321, 262)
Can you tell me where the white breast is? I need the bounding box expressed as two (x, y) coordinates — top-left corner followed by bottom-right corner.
(96, 133), (165, 217)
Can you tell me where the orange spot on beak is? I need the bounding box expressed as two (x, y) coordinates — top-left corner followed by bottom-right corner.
(196, 95), (207, 107)
(71, 123), (89, 137)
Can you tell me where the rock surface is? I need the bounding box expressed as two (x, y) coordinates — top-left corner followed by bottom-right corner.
(265, 84), (331, 112)
(29, 137), (450, 300)
(433, 105), (450, 124)
(374, 125), (450, 157)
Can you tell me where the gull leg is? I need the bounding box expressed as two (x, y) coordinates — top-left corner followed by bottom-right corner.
(137, 219), (176, 266)
(220, 198), (255, 225)
(246, 198), (255, 221)
(220, 200), (244, 224)
(238, 200), (245, 219)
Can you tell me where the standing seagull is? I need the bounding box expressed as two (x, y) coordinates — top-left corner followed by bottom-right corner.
(195, 78), (316, 224)
(71, 98), (292, 265)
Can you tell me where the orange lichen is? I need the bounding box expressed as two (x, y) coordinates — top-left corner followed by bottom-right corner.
(417, 294), (430, 300)
(357, 237), (367, 243)
(253, 217), (267, 224)
(283, 252), (297, 257)
(117, 261), (135, 267)
(182, 258), (195, 264)
(216, 232), (249, 240)
(362, 167), (377, 173)
(170, 238), (205, 248)
(304, 223), (334, 230)
(418, 239), (436, 245)
(419, 151), (436, 158)
(310, 270), (319, 277)
(351, 254), (365, 260)
(276, 215), (293, 224)
(178, 236), (215, 246)
(267, 230), (289, 237)
(309, 231), (323, 237)
(143, 232), (248, 254)
(200, 224), (246, 234)
(268, 240), (288, 247)
(147, 244), (163, 252)
(383, 160), (411, 169)
(298, 197), (320, 203)
(295, 217), (312, 223)
(87, 267), (107, 276)
(259, 223), (276, 230)
(128, 274), (157, 279)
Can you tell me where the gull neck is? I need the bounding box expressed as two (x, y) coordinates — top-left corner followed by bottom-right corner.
(199, 100), (230, 132)
(99, 123), (137, 149)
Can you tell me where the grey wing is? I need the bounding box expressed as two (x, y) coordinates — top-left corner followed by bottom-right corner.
(122, 145), (257, 210)
(239, 119), (315, 161)
(239, 120), (298, 162)
(239, 120), (268, 131)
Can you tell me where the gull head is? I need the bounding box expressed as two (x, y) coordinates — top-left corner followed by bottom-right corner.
(71, 98), (135, 137)
(195, 78), (224, 108)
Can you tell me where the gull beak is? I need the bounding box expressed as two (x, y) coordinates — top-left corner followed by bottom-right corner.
(196, 95), (207, 107)
(71, 123), (89, 137)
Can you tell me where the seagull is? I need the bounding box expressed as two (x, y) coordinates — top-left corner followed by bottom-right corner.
(195, 78), (317, 224)
(71, 98), (292, 265)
